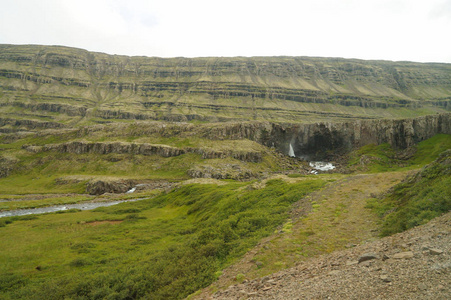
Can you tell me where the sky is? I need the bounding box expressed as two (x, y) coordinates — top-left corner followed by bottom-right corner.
(0, 0), (450, 63)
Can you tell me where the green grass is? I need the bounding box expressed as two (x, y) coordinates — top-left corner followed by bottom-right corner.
(367, 150), (451, 236)
(410, 134), (451, 166)
(0, 151), (203, 194)
(348, 134), (451, 173)
(0, 175), (88, 195)
(0, 178), (327, 299)
(0, 195), (95, 211)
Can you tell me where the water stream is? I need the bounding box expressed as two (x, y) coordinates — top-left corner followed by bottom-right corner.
(288, 143), (295, 157)
(309, 161), (336, 174)
(0, 198), (146, 218)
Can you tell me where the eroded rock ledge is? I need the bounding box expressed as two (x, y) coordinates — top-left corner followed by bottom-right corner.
(22, 141), (263, 163)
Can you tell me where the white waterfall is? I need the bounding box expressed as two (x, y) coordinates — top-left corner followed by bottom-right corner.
(288, 143), (295, 157)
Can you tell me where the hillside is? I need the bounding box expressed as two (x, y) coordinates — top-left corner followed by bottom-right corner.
(0, 44), (450, 128)
(205, 211), (451, 299)
(0, 45), (450, 300)
(195, 150), (451, 299)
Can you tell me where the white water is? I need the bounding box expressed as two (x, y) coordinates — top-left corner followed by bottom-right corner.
(288, 144), (295, 157)
(309, 161), (336, 172)
(0, 198), (146, 218)
(126, 187), (137, 194)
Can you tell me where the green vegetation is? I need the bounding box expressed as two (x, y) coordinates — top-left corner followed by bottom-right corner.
(367, 150), (451, 236)
(348, 134), (451, 173)
(0, 43), (450, 299)
(0, 178), (327, 299)
(0, 195), (94, 211)
(409, 134), (451, 166)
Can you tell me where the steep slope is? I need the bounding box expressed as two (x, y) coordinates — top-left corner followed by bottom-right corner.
(0, 44), (450, 126)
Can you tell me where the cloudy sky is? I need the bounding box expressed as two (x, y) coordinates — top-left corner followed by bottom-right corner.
(0, 0), (450, 62)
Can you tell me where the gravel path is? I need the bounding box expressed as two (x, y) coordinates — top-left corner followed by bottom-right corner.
(208, 212), (450, 299)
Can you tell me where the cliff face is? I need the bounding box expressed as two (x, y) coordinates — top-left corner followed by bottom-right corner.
(23, 141), (263, 163)
(22, 113), (449, 160)
(197, 113), (451, 159)
(283, 113), (451, 158)
(0, 44), (450, 126)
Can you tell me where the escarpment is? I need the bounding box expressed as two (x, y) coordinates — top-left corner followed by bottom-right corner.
(200, 113), (451, 159)
(20, 113), (451, 160)
(1, 44), (450, 126)
(22, 141), (263, 163)
(1, 45), (450, 160)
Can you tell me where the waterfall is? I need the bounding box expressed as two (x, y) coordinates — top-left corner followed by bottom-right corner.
(288, 143), (295, 157)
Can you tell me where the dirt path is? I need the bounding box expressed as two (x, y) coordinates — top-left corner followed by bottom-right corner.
(193, 171), (415, 299)
(211, 211), (451, 299)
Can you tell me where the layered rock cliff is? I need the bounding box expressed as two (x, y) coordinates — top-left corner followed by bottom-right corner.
(21, 113), (451, 160)
(200, 113), (451, 159)
(22, 141), (263, 163)
(0, 44), (450, 126)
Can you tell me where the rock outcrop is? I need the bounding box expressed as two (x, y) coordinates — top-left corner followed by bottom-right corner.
(22, 141), (263, 162)
(199, 113), (451, 159)
(86, 179), (134, 195)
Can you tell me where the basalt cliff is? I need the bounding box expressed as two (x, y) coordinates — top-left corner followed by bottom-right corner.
(1, 44), (451, 157)
(0, 44), (450, 127)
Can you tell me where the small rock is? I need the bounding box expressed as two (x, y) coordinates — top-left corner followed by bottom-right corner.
(418, 283), (427, 291)
(328, 270), (340, 275)
(262, 286), (272, 291)
(380, 275), (392, 282)
(360, 260), (373, 267)
(429, 248), (443, 255)
(358, 253), (378, 263)
(346, 260), (359, 266)
(393, 251), (414, 259)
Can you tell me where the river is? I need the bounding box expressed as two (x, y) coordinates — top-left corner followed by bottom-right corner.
(0, 198), (146, 218)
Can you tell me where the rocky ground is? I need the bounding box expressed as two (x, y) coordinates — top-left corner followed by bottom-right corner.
(204, 212), (450, 299)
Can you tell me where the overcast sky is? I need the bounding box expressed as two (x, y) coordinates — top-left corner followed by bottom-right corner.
(0, 0), (450, 63)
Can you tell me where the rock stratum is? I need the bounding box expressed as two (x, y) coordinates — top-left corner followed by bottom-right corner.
(20, 113), (450, 159)
(0, 44), (450, 126)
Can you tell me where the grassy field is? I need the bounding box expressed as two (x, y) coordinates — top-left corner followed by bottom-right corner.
(0, 178), (328, 299)
(0, 132), (449, 299)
